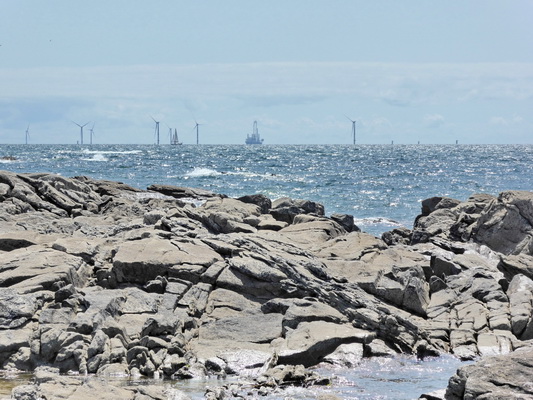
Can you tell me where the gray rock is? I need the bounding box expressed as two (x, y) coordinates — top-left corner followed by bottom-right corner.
(0, 246), (92, 294)
(382, 227), (411, 245)
(445, 346), (533, 400)
(237, 194), (272, 214)
(270, 197), (325, 223)
(471, 191), (533, 255)
(3, 172), (533, 397)
(330, 213), (359, 233)
(508, 274), (533, 339)
(147, 183), (221, 200)
(277, 321), (375, 367)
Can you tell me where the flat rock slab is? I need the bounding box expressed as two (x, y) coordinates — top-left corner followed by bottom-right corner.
(112, 238), (222, 284)
(0, 247), (90, 293)
(278, 321), (375, 367)
(198, 313), (284, 345)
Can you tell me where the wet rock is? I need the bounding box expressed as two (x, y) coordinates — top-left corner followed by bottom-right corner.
(11, 365), (192, 399)
(321, 342), (364, 367)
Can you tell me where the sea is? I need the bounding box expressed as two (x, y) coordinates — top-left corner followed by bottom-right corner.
(1, 143), (532, 398)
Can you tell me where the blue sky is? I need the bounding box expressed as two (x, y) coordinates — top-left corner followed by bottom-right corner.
(1, 1), (532, 144)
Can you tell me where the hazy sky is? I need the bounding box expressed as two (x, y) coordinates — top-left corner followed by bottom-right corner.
(1, 1), (532, 144)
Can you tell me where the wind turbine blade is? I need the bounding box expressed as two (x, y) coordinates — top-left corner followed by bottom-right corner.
(345, 115), (355, 123)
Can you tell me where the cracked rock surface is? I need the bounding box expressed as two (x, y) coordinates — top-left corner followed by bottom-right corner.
(1, 171), (533, 399)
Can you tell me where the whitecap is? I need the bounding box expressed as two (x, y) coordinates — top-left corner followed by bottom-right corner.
(184, 167), (221, 178)
(353, 216), (403, 227)
(82, 153), (108, 162)
(81, 149), (142, 155)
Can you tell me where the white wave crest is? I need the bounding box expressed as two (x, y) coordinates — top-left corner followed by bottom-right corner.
(82, 149), (141, 155)
(354, 217), (404, 227)
(185, 167), (221, 178)
(82, 153), (108, 162)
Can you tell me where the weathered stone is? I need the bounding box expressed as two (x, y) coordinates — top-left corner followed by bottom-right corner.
(0, 246), (91, 293)
(3, 172), (533, 397)
(330, 213), (359, 233)
(112, 237), (222, 284)
(471, 191), (533, 255)
(270, 197), (325, 223)
(508, 274), (533, 339)
(445, 346), (533, 400)
(277, 321), (374, 367)
(237, 194), (272, 214)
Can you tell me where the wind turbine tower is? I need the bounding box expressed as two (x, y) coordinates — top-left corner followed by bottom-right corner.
(25, 125), (30, 145)
(72, 121), (90, 145)
(89, 123), (95, 145)
(194, 121), (201, 145)
(151, 117), (160, 145)
(346, 116), (356, 145)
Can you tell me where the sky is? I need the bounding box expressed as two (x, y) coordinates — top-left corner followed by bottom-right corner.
(1, 1), (532, 145)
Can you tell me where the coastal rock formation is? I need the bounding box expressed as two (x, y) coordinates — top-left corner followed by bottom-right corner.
(445, 347), (533, 399)
(1, 170), (533, 399)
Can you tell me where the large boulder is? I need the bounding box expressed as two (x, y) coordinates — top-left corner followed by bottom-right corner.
(270, 197), (325, 224)
(470, 190), (533, 255)
(445, 346), (533, 399)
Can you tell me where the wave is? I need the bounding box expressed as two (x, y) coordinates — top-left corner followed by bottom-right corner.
(82, 153), (108, 162)
(353, 216), (405, 229)
(184, 167), (222, 178)
(81, 149), (142, 155)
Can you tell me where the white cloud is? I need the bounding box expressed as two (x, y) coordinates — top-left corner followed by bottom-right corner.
(2, 62), (532, 102)
(1, 62), (532, 144)
(424, 114), (445, 128)
(489, 115), (524, 126)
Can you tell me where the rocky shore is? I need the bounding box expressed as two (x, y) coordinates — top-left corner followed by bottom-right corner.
(1, 170), (533, 399)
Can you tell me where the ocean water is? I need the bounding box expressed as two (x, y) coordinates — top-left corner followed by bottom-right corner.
(0, 144), (530, 398)
(1, 144), (532, 236)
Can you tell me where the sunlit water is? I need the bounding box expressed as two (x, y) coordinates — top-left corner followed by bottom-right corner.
(0, 356), (465, 399)
(0, 144), (528, 397)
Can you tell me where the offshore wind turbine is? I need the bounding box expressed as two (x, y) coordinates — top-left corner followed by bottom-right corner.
(194, 120), (202, 145)
(167, 125), (172, 144)
(25, 125), (30, 145)
(72, 121), (90, 145)
(89, 123), (95, 145)
(345, 116), (356, 145)
(151, 116), (160, 145)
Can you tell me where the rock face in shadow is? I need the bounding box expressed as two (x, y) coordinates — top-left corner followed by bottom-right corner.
(1, 170), (533, 399)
